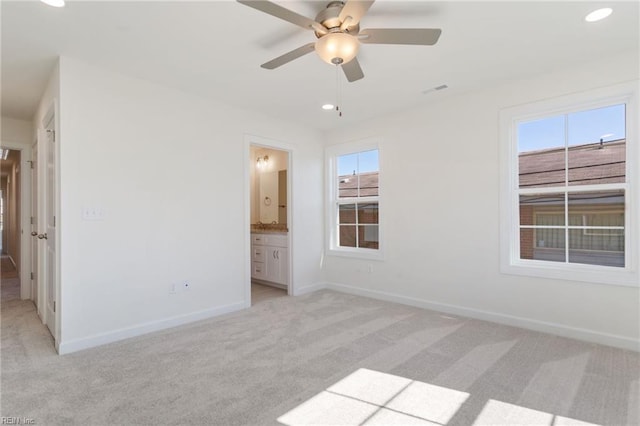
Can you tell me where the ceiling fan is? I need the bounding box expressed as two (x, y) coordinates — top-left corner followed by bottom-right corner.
(237, 0), (442, 82)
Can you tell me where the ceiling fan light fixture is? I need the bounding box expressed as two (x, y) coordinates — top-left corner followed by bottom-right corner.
(315, 32), (360, 65)
(40, 0), (66, 7)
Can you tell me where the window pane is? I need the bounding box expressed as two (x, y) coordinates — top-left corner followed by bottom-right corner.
(337, 150), (379, 198)
(358, 150), (379, 173)
(358, 225), (379, 249)
(358, 171), (379, 197)
(357, 203), (379, 224)
(567, 141), (625, 186)
(567, 190), (624, 222)
(339, 204), (356, 224)
(518, 115), (565, 189)
(337, 153), (358, 177)
(520, 193), (565, 226)
(569, 231), (624, 267)
(520, 228), (566, 263)
(358, 150), (379, 197)
(567, 190), (624, 267)
(568, 229), (624, 252)
(568, 104), (625, 145)
(568, 104), (626, 186)
(339, 225), (356, 248)
(338, 153), (358, 198)
(338, 174), (358, 198)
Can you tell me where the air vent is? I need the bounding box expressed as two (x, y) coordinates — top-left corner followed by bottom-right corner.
(422, 84), (448, 94)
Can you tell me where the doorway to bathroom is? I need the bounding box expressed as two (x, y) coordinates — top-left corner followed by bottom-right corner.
(248, 142), (291, 306)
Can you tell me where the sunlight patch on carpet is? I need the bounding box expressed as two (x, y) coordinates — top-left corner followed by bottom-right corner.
(278, 368), (602, 426)
(277, 368), (468, 425)
(473, 399), (600, 426)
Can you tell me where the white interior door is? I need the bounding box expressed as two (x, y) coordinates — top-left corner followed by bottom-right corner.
(44, 128), (56, 338)
(30, 142), (38, 307)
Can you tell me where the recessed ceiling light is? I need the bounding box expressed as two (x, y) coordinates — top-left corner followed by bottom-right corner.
(322, 104), (334, 110)
(40, 0), (65, 7)
(585, 8), (612, 22)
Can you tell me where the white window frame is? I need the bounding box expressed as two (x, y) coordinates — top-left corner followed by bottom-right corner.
(499, 81), (639, 287)
(326, 137), (383, 260)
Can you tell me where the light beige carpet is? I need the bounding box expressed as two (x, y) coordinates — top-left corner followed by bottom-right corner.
(1, 277), (638, 425)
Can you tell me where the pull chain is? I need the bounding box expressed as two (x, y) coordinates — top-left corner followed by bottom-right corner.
(336, 64), (342, 117)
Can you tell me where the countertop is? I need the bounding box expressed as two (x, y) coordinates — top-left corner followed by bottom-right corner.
(251, 224), (288, 234)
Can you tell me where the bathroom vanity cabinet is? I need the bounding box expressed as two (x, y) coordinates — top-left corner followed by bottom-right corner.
(251, 233), (289, 287)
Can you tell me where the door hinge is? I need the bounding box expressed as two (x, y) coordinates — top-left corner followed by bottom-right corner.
(47, 129), (56, 142)
(53, 216), (56, 227)
(27, 160), (34, 169)
(53, 301), (56, 313)
(30, 216), (34, 225)
(30, 272), (34, 280)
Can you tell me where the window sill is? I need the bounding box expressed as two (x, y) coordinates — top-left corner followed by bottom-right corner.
(501, 260), (638, 287)
(327, 247), (384, 261)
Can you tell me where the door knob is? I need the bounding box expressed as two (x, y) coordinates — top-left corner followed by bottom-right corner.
(31, 231), (38, 237)
(37, 233), (47, 240)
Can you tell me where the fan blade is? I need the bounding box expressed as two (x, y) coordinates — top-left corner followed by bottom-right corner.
(237, 1), (327, 34)
(359, 28), (442, 45)
(342, 57), (364, 82)
(261, 43), (316, 69)
(339, 0), (375, 27)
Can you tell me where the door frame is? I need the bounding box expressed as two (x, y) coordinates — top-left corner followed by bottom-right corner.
(244, 134), (294, 306)
(0, 141), (32, 302)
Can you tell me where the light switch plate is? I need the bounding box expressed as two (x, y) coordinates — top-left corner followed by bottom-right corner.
(82, 207), (106, 221)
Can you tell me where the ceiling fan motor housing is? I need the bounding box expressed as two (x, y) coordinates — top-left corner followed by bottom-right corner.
(315, 1), (359, 35)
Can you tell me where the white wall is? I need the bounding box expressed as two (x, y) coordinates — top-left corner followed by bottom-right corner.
(1, 117), (33, 144)
(323, 52), (639, 350)
(56, 57), (324, 353)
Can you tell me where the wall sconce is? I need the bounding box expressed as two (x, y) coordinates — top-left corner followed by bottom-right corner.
(256, 155), (269, 169)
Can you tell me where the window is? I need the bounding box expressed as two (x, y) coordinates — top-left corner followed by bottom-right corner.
(327, 139), (381, 259)
(500, 82), (638, 286)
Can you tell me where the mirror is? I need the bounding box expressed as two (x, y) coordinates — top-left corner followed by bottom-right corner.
(259, 170), (287, 225)
(251, 146), (288, 227)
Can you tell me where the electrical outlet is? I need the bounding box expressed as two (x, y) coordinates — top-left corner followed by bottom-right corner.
(367, 264), (373, 273)
(169, 283), (177, 294)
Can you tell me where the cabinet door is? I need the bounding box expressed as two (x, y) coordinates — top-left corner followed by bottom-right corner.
(265, 247), (279, 283)
(276, 247), (289, 286)
(265, 246), (289, 286)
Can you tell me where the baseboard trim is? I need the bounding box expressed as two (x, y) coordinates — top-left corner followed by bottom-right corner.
(294, 282), (327, 296)
(325, 282), (639, 352)
(58, 301), (246, 355)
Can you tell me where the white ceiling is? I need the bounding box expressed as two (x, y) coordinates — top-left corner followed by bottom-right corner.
(2, 1), (638, 131)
